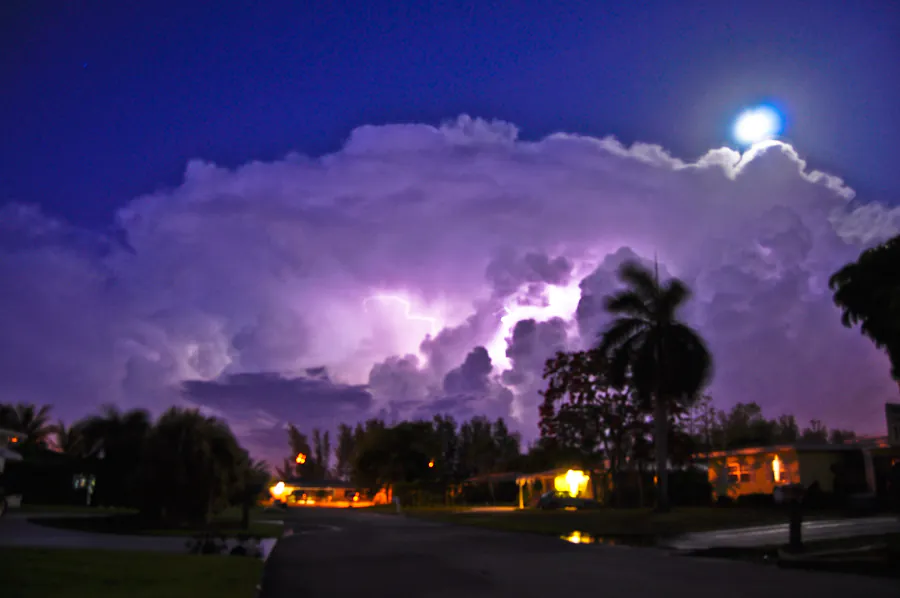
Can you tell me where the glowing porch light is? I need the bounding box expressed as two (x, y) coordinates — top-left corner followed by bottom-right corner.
(772, 455), (781, 483)
(428, 459), (434, 468)
(270, 481), (286, 497)
(554, 469), (588, 498)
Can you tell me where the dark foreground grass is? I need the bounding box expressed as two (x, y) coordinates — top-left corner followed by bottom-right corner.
(388, 506), (817, 543)
(19, 504), (138, 515)
(688, 533), (900, 579)
(1, 548), (263, 598)
(28, 513), (283, 538)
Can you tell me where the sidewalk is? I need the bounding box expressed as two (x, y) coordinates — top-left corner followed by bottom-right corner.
(0, 512), (188, 552)
(665, 516), (900, 551)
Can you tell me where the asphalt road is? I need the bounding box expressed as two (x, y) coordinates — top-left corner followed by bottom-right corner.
(259, 508), (899, 598)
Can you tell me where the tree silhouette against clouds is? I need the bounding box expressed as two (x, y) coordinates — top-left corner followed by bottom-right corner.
(595, 261), (712, 512)
(0, 403), (54, 451)
(829, 233), (900, 383)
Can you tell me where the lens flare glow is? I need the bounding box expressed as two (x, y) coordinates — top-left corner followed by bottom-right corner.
(733, 106), (782, 145)
(553, 469), (589, 497)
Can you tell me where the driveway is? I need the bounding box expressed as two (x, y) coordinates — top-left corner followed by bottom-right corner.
(259, 508), (898, 598)
(0, 512), (187, 552)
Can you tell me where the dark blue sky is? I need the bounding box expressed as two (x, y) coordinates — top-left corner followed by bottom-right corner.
(2, 0), (898, 228)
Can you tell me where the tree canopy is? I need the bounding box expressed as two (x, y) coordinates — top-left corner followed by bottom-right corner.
(829, 233), (900, 380)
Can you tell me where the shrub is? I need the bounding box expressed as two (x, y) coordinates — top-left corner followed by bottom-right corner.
(736, 493), (775, 508)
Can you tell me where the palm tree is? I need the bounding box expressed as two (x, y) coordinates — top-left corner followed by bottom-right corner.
(80, 405), (152, 506)
(53, 420), (86, 456)
(1, 403), (54, 450)
(141, 407), (246, 525)
(829, 234), (900, 381)
(236, 457), (270, 529)
(595, 260), (712, 511)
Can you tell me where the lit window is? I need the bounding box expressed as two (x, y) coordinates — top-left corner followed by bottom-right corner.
(772, 455), (787, 484)
(727, 464), (751, 484)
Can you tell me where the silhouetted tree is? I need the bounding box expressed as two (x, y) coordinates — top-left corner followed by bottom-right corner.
(52, 420), (86, 456)
(829, 234), (900, 382)
(595, 260), (712, 511)
(541, 349), (647, 501)
(140, 407), (245, 525)
(829, 428), (857, 445)
(335, 423), (356, 480)
(0, 403), (54, 452)
(799, 419), (829, 444)
(79, 405), (151, 507)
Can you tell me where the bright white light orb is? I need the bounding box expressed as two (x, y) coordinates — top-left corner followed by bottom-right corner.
(733, 106), (781, 145)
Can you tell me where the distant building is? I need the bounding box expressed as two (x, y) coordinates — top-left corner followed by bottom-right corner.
(699, 403), (900, 505)
(0, 428), (26, 512)
(886, 403), (900, 446)
(701, 442), (876, 501)
(268, 477), (375, 507)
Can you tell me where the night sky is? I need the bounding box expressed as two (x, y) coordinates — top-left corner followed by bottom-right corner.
(2, 1), (899, 459)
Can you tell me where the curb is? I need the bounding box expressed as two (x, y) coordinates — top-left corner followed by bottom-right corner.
(254, 529), (288, 597)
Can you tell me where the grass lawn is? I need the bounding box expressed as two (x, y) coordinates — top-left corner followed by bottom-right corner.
(0, 548), (263, 598)
(382, 506), (821, 543)
(28, 511), (284, 538)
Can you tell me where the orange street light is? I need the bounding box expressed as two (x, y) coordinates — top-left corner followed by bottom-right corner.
(428, 459), (434, 468)
(295, 452), (307, 464)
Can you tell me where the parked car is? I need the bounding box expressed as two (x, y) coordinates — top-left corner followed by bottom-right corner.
(536, 490), (599, 510)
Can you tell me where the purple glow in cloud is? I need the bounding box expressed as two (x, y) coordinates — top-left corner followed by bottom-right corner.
(1, 116), (898, 459)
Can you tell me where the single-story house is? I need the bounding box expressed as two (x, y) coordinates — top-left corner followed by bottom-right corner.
(515, 467), (603, 508)
(269, 478), (369, 507)
(700, 438), (899, 503)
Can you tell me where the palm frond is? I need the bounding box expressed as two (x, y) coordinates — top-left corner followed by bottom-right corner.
(603, 290), (652, 319)
(616, 261), (660, 304)
(659, 278), (690, 320)
(596, 317), (648, 355)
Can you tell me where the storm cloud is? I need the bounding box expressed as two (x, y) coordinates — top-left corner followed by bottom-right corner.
(2, 116), (899, 456)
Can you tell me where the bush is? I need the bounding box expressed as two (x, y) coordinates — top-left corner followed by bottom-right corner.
(716, 495), (734, 507)
(668, 468), (712, 506)
(736, 493), (775, 508)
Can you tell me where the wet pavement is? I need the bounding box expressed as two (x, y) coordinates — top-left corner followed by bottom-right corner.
(259, 508), (900, 598)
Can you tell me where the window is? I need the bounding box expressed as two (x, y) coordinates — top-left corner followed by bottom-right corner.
(772, 455), (788, 484)
(727, 464), (752, 484)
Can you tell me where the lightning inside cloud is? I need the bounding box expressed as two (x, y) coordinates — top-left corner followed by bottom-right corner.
(2, 116), (898, 461)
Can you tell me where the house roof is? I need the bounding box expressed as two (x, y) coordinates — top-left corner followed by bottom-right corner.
(464, 472), (523, 484)
(696, 442), (882, 459)
(282, 478), (356, 489)
(516, 467), (603, 482)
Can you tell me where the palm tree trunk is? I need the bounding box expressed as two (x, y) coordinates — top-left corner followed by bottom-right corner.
(637, 462), (645, 507)
(654, 399), (670, 512)
(241, 491), (251, 530)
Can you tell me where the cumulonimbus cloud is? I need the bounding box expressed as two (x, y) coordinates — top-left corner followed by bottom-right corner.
(2, 115), (899, 459)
